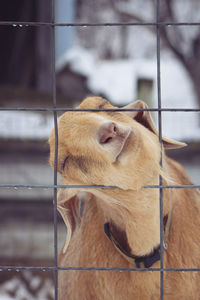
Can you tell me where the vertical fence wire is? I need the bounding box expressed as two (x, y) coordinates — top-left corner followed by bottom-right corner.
(156, 0), (164, 298)
(51, 0), (58, 299)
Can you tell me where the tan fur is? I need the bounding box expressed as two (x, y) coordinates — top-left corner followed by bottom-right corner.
(49, 97), (200, 299)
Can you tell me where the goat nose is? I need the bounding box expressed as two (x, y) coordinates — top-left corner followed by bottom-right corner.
(98, 122), (118, 144)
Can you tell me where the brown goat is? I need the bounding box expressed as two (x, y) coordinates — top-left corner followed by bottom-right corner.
(49, 97), (200, 299)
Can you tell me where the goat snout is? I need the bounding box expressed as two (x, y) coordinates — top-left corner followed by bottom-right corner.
(98, 121), (132, 162)
(98, 122), (118, 144)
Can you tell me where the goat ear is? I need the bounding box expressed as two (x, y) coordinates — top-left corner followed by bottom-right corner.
(57, 189), (87, 253)
(122, 100), (187, 149)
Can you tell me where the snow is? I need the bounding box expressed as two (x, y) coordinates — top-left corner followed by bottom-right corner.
(56, 46), (97, 76)
(55, 46), (200, 141)
(88, 61), (135, 104)
(57, 46), (197, 107)
(0, 111), (54, 140)
(1, 47), (199, 142)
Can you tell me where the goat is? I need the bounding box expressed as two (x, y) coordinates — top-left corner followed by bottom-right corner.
(49, 96), (200, 299)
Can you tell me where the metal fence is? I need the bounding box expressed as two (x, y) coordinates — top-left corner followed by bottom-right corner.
(1, 0), (200, 299)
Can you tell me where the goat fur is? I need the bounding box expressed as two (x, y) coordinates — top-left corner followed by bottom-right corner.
(49, 97), (200, 299)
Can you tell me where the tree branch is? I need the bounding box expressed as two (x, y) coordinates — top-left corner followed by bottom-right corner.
(161, 0), (184, 47)
(108, 0), (192, 73)
(109, 0), (155, 35)
(163, 0), (175, 21)
(192, 27), (200, 58)
(160, 26), (189, 70)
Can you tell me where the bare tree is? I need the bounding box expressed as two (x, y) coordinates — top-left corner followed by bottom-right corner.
(76, 0), (200, 107)
(110, 0), (200, 107)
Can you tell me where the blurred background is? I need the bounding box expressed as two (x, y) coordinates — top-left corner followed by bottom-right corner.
(0, 0), (200, 299)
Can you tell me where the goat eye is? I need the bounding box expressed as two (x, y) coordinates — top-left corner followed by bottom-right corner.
(62, 156), (69, 171)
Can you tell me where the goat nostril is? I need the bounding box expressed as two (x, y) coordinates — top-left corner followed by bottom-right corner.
(100, 133), (113, 144)
(103, 136), (112, 144)
(99, 122), (117, 144)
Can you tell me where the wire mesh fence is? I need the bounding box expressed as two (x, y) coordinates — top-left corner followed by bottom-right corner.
(0, 0), (200, 299)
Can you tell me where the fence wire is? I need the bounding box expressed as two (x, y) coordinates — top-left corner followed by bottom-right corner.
(0, 0), (200, 299)
(51, 1), (58, 299)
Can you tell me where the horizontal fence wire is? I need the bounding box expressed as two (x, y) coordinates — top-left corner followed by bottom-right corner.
(1, 3), (200, 300)
(0, 184), (200, 189)
(0, 107), (200, 112)
(1, 266), (200, 272)
(0, 21), (200, 27)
